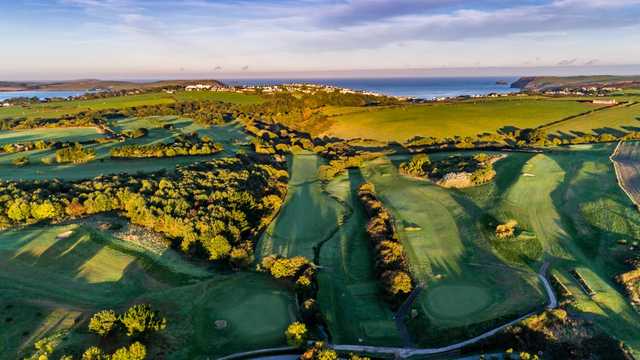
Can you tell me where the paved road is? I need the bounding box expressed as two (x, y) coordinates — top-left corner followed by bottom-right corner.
(332, 262), (558, 358)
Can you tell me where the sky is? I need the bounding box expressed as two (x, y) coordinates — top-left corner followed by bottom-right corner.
(1, 0), (640, 80)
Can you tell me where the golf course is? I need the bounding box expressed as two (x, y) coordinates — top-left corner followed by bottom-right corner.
(1, 83), (640, 359)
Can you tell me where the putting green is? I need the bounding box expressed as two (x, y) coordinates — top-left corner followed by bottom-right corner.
(423, 283), (492, 319)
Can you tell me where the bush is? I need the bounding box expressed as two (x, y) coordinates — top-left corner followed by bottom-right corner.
(285, 321), (308, 347)
(12, 156), (29, 167)
(120, 304), (167, 337)
(89, 309), (118, 336)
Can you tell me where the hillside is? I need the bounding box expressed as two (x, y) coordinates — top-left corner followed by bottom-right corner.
(511, 75), (640, 91)
(0, 79), (226, 92)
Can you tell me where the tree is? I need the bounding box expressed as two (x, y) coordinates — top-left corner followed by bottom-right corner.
(88, 309), (118, 336)
(82, 346), (106, 360)
(120, 304), (167, 337)
(7, 199), (31, 222)
(382, 270), (413, 295)
(202, 235), (232, 260)
(285, 321), (308, 347)
(270, 256), (309, 279)
(31, 201), (59, 221)
(111, 342), (147, 360)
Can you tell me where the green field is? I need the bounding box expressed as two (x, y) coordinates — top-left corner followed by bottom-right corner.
(316, 170), (402, 346)
(544, 102), (640, 138)
(256, 152), (345, 260)
(0, 224), (295, 359)
(0, 127), (101, 144)
(0, 117), (248, 181)
(0, 90), (263, 121)
(323, 98), (604, 142)
(457, 146), (640, 354)
(360, 155), (547, 345)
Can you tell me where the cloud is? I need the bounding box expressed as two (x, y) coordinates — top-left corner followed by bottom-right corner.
(241, 65), (249, 71)
(557, 58), (577, 66)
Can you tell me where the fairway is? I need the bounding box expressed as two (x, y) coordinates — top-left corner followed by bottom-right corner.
(0, 118), (246, 181)
(317, 169), (402, 346)
(462, 146), (640, 355)
(424, 284), (492, 319)
(323, 98), (603, 141)
(0, 127), (101, 144)
(0, 223), (296, 358)
(256, 152), (345, 260)
(360, 155), (547, 346)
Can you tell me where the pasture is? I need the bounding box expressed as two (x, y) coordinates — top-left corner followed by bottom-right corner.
(323, 98), (604, 142)
(544, 102), (640, 138)
(0, 224), (296, 359)
(0, 90), (264, 121)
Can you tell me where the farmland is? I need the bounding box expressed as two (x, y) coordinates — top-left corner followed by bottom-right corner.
(322, 98), (605, 141)
(0, 90), (263, 122)
(544, 102), (640, 138)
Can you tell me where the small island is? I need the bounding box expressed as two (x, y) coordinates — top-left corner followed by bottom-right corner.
(399, 153), (504, 188)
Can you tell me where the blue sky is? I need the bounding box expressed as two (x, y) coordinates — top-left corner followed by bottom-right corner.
(1, 0), (640, 79)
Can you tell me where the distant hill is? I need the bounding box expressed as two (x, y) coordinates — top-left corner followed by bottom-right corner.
(511, 75), (640, 91)
(0, 79), (226, 92)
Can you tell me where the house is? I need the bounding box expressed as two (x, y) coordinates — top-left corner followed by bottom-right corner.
(1, 103), (11, 107)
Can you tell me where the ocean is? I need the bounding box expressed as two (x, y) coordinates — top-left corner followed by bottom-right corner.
(223, 76), (519, 99)
(0, 90), (86, 101)
(0, 77), (520, 102)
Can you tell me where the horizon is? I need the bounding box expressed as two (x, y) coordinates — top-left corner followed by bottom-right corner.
(2, 1), (640, 80)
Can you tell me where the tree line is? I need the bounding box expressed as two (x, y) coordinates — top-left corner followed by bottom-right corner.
(357, 182), (413, 306)
(110, 133), (223, 159)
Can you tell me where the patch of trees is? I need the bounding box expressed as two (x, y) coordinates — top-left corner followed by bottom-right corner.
(357, 182), (413, 306)
(55, 143), (96, 164)
(0, 155), (288, 265)
(261, 255), (323, 325)
(399, 153), (500, 187)
(469, 309), (633, 360)
(110, 133), (223, 159)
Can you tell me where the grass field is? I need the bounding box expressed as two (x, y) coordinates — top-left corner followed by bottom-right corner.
(256, 152), (345, 260)
(0, 127), (102, 144)
(0, 224), (295, 359)
(316, 170), (402, 346)
(544, 102), (640, 138)
(459, 146), (640, 355)
(323, 98), (604, 142)
(0, 117), (248, 181)
(360, 155), (546, 346)
(0, 90), (264, 121)
(611, 140), (640, 207)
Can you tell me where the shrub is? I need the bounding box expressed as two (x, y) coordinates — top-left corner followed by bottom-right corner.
(285, 321), (308, 347)
(120, 304), (167, 337)
(88, 309), (118, 336)
(12, 156), (29, 167)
